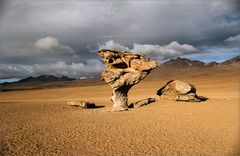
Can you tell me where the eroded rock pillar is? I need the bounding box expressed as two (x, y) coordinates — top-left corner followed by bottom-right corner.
(98, 49), (157, 111)
(111, 86), (132, 111)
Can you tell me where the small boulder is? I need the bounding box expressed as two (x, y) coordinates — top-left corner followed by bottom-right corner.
(157, 80), (207, 102)
(67, 101), (96, 108)
(129, 98), (156, 108)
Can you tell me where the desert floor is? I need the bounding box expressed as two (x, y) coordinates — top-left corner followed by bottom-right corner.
(0, 68), (239, 156)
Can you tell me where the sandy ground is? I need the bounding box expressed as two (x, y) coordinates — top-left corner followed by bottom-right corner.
(0, 68), (239, 155)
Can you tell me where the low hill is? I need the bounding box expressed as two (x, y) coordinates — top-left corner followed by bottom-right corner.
(160, 57), (206, 69)
(1, 75), (75, 91)
(158, 54), (240, 70)
(16, 75), (75, 83)
(221, 55), (240, 65)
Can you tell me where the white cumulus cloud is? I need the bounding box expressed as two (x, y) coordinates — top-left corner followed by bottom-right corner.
(98, 40), (129, 51)
(32, 59), (105, 78)
(34, 37), (75, 55)
(224, 34), (240, 42)
(98, 40), (197, 59)
(0, 64), (31, 79)
(132, 41), (197, 57)
(0, 59), (105, 79)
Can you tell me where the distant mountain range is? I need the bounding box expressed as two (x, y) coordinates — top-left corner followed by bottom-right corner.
(2, 75), (75, 85)
(160, 57), (206, 69)
(1, 55), (239, 91)
(159, 54), (240, 69)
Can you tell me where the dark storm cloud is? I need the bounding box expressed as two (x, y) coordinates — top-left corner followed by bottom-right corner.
(0, 64), (31, 79)
(0, 0), (239, 79)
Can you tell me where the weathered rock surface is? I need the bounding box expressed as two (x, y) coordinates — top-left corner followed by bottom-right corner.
(98, 49), (158, 111)
(68, 101), (96, 108)
(129, 98), (156, 108)
(157, 80), (207, 102)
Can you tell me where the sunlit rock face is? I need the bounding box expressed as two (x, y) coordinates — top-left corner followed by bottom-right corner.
(157, 80), (208, 102)
(98, 49), (158, 111)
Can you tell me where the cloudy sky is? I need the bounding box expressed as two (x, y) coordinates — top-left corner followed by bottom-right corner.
(0, 0), (239, 81)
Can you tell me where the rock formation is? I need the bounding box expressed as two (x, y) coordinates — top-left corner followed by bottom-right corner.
(157, 80), (207, 102)
(129, 98), (156, 108)
(68, 101), (96, 108)
(98, 49), (158, 111)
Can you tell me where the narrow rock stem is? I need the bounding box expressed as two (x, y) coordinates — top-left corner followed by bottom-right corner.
(111, 86), (131, 111)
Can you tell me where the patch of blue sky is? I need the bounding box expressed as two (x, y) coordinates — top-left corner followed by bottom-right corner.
(0, 78), (20, 83)
(184, 47), (240, 63)
(222, 13), (240, 23)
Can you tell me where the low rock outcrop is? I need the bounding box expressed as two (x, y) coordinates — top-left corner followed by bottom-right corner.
(98, 49), (158, 111)
(157, 80), (207, 102)
(68, 101), (96, 108)
(129, 98), (156, 108)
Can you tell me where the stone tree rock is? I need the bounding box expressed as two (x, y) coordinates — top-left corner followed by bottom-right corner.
(157, 80), (208, 102)
(98, 49), (158, 111)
